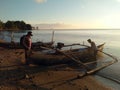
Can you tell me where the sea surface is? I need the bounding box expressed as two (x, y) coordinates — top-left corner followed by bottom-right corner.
(0, 29), (120, 89)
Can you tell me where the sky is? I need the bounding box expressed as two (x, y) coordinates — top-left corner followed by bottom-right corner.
(1, 0), (120, 29)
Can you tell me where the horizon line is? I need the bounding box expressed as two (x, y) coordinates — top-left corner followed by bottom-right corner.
(33, 28), (120, 30)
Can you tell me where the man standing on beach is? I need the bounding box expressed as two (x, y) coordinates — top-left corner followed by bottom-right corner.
(22, 31), (33, 65)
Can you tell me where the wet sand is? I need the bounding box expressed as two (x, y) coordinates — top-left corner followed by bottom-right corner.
(0, 47), (113, 90)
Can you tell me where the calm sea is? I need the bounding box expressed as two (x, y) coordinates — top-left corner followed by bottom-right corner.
(0, 29), (120, 89)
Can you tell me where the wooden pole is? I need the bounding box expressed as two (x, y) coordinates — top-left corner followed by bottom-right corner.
(98, 50), (118, 63)
(87, 60), (117, 74)
(86, 50), (118, 74)
(63, 43), (89, 47)
(51, 31), (54, 43)
(11, 32), (14, 42)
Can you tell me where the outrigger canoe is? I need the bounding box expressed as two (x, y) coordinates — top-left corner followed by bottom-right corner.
(29, 43), (105, 65)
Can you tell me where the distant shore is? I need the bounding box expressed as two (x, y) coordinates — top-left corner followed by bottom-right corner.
(0, 20), (32, 30)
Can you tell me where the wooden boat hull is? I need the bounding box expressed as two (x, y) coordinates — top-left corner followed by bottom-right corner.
(29, 43), (105, 65)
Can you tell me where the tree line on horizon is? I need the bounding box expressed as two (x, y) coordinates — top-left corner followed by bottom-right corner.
(0, 20), (32, 30)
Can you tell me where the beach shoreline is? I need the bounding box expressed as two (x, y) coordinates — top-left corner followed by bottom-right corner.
(0, 47), (113, 90)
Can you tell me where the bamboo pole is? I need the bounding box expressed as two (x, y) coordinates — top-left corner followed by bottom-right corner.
(11, 32), (14, 42)
(86, 50), (118, 74)
(63, 43), (89, 47)
(51, 31), (54, 43)
(87, 60), (117, 74)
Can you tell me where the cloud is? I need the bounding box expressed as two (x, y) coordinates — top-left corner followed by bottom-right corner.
(35, 0), (47, 3)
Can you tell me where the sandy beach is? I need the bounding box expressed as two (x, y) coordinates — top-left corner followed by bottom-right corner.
(0, 46), (113, 90)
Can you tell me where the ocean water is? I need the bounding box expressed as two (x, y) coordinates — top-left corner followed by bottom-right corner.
(0, 29), (120, 89)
